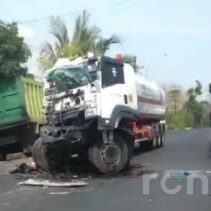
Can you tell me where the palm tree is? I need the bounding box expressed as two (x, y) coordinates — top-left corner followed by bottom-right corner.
(38, 16), (69, 70)
(38, 10), (121, 71)
(71, 10), (101, 55)
(94, 34), (121, 56)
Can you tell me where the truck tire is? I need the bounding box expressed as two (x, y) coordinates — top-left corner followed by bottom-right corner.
(32, 139), (49, 171)
(160, 131), (165, 147)
(151, 135), (157, 149)
(88, 134), (129, 174)
(156, 133), (161, 148)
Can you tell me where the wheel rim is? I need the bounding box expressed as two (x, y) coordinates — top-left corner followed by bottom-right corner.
(100, 144), (121, 165)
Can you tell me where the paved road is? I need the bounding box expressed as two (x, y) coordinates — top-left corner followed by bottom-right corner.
(0, 128), (211, 211)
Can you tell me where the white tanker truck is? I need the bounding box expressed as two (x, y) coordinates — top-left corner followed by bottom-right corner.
(32, 54), (166, 174)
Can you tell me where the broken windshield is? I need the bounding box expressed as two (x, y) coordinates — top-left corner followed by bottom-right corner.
(47, 67), (90, 93)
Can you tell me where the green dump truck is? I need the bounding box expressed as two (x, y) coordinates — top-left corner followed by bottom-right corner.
(0, 77), (43, 160)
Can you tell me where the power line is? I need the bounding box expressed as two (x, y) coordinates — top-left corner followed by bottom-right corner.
(15, 0), (129, 25)
(17, 17), (49, 24)
(17, 10), (82, 25)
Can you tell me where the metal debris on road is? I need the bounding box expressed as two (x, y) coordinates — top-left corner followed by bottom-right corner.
(10, 163), (32, 174)
(46, 190), (81, 195)
(47, 191), (72, 195)
(18, 178), (88, 187)
(10, 163), (37, 174)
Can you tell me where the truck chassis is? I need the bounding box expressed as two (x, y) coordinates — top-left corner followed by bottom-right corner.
(32, 107), (166, 174)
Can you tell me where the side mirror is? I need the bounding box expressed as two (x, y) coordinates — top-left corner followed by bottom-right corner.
(90, 84), (97, 93)
(90, 81), (100, 93)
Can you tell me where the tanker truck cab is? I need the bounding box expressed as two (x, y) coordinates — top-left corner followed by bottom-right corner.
(99, 57), (165, 127)
(99, 57), (137, 127)
(33, 55), (166, 174)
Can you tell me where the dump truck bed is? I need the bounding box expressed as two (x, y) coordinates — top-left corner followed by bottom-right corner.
(0, 77), (43, 129)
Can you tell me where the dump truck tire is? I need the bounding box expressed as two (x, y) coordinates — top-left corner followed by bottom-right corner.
(32, 139), (49, 171)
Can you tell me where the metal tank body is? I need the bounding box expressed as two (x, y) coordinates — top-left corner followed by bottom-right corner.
(123, 63), (166, 120)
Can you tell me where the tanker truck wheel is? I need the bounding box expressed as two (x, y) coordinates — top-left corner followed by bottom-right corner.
(33, 139), (66, 172)
(151, 135), (157, 149)
(88, 134), (129, 174)
(32, 139), (49, 171)
(160, 131), (165, 147)
(156, 133), (161, 148)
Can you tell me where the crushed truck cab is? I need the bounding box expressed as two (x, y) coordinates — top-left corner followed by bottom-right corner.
(32, 55), (166, 174)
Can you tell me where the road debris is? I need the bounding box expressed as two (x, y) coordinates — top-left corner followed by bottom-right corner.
(10, 163), (37, 174)
(30, 161), (38, 170)
(47, 191), (72, 195)
(46, 190), (81, 195)
(18, 178), (88, 187)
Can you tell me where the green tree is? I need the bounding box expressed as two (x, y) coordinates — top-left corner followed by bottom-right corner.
(38, 10), (121, 70)
(166, 109), (193, 129)
(185, 81), (203, 127)
(0, 21), (31, 78)
(199, 100), (209, 126)
(165, 81), (209, 129)
(94, 35), (121, 56)
(168, 88), (181, 115)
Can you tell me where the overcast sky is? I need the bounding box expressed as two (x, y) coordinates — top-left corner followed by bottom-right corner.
(1, 0), (211, 93)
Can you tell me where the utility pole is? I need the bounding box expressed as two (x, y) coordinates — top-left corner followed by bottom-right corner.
(209, 83), (211, 126)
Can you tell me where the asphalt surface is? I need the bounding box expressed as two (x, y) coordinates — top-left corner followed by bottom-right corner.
(0, 128), (211, 211)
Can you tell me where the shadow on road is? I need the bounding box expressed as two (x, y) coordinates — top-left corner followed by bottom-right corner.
(133, 142), (153, 156)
